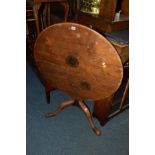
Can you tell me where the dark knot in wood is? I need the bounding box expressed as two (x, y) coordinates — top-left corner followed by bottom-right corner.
(80, 81), (91, 90)
(66, 55), (79, 67)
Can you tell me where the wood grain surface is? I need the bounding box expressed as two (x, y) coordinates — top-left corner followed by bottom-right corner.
(34, 22), (123, 100)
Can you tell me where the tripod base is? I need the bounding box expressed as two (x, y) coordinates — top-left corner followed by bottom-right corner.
(45, 99), (101, 136)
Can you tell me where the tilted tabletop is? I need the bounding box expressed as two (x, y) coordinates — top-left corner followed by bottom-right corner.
(34, 22), (123, 100)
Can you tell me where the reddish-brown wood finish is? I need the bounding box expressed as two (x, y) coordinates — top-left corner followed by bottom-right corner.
(77, 11), (129, 33)
(34, 22), (123, 100)
(93, 95), (114, 126)
(99, 0), (117, 21)
(121, 0), (129, 17)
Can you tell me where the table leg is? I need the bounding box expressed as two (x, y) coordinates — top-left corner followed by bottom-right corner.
(79, 100), (101, 136)
(45, 99), (75, 117)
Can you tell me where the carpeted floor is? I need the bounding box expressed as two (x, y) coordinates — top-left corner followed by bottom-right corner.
(26, 64), (129, 155)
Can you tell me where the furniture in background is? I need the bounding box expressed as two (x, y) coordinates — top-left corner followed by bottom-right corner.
(26, 1), (40, 63)
(68, 0), (129, 32)
(99, 0), (129, 22)
(26, 0), (69, 64)
(34, 0), (69, 31)
(34, 23), (123, 135)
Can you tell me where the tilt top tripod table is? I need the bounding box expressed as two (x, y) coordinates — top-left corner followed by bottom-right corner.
(34, 22), (123, 136)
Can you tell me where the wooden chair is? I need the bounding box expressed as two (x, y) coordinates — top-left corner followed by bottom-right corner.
(34, 22), (123, 136)
(34, 0), (69, 31)
(26, 2), (41, 63)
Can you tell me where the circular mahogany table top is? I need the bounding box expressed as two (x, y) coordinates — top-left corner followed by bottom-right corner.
(34, 22), (123, 100)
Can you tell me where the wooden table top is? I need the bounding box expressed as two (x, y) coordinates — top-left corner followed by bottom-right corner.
(34, 22), (123, 100)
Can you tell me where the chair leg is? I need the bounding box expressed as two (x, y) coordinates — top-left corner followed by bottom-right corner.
(119, 79), (129, 111)
(45, 99), (75, 118)
(38, 3), (45, 31)
(47, 2), (51, 26)
(62, 2), (69, 22)
(78, 100), (101, 136)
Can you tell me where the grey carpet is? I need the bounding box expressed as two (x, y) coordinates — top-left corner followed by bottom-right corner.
(26, 64), (129, 155)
